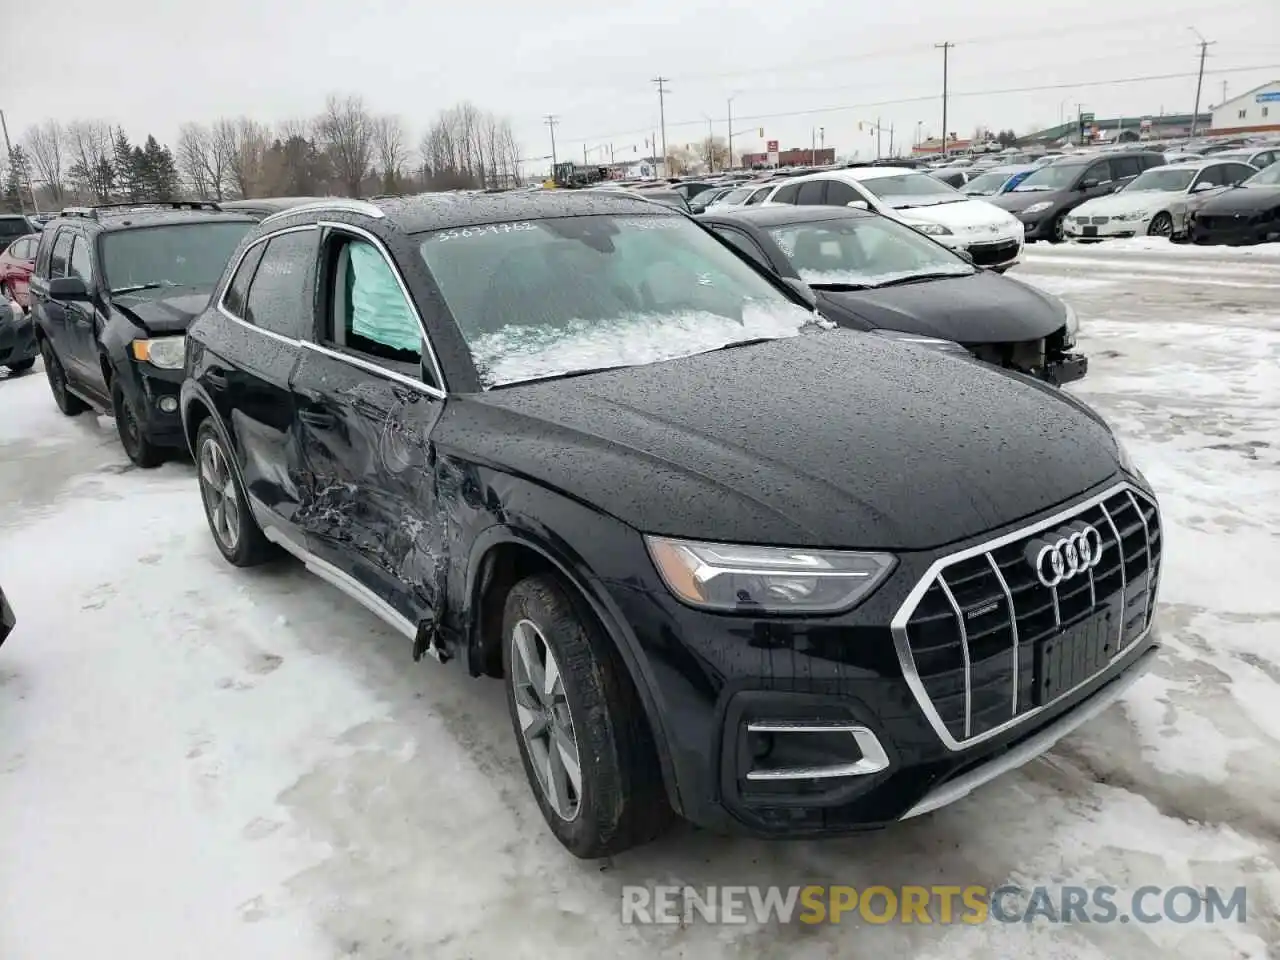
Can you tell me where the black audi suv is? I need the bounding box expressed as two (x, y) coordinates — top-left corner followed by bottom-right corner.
(181, 192), (1162, 858)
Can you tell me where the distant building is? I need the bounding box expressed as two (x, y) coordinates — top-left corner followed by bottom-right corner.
(1020, 113), (1210, 145)
(740, 147), (836, 168)
(1210, 80), (1280, 135)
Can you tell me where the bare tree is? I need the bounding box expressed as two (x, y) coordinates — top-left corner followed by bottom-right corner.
(24, 120), (67, 204)
(66, 120), (114, 201)
(419, 102), (522, 190)
(317, 94), (374, 196)
(177, 123), (219, 199)
(220, 118), (270, 199)
(372, 114), (407, 192)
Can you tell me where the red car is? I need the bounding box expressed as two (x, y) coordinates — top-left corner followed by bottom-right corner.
(0, 231), (39, 309)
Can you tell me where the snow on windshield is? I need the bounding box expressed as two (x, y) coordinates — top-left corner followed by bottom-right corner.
(767, 218), (972, 287)
(469, 301), (825, 387)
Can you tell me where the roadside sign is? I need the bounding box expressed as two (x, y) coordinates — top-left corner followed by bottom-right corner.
(766, 140), (779, 152)
(1140, 118), (1153, 129)
(1081, 112), (1095, 122)
(1257, 91), (1280, 103)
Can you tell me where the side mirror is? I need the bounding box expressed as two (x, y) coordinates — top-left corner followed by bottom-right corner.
(846, 200), (869, 210)
(1079, 178), (1100, 190)
(782, 276), (818, 309)
(47, 276), (90, 301)
(956, 248), (976, 264)
(1193, 181), (1217, 192)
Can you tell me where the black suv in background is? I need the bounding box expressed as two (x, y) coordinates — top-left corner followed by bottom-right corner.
(988, 151), (1166, 241)
(182, 192), (1160, 858)
(30, 202), (255, 466)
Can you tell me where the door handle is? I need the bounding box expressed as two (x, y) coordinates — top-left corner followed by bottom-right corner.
(298, 410), (337, 429)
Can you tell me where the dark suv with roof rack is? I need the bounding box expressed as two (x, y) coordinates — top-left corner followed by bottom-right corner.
(181, 191), (1161, 859)
(30, 201), (256, 466)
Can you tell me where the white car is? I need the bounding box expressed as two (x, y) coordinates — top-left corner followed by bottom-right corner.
(703, 182), (776, 213)
(1064, 159), (1259, 240)
(761, 167), (1025, 270)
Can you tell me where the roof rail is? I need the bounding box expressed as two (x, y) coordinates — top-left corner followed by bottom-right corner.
(260, 198), (386, 225)
(55, 200), (224, 220)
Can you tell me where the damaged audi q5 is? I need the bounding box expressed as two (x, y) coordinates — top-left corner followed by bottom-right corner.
(180, 192), (1162, 859)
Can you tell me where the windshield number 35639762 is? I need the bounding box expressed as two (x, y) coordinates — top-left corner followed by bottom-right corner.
(437, 222), (535, 241)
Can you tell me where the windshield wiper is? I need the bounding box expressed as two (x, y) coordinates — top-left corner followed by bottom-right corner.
(808, 281), (871, 291)
(867, 271), (972, 288)
(717, 337), (777, 351)
(490, 363), (634, 389)
(110, 281), (176, 295)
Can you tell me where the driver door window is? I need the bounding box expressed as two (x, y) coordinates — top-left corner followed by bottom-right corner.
(1084, 160), (1113, 187)
(796, 181), (828, 205)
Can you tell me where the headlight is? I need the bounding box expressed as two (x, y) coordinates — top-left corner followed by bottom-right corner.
(1022, 201), (1053, 215)
(1062, 302), (1079, 347)
(1112, 211), (1150, 222)
(871, 329), (971, 355)
(130, 336), (186, 369)
(910, 222), (952, 236)
(645, 537), (895, 614)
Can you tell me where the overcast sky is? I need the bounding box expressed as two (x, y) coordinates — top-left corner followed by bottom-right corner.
(6, 0), (1278, 171)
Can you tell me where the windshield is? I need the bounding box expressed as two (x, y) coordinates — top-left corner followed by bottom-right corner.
(1245, 163), (1280, 186)
(1123, 168), (1196, 193)
(715, 187), (752, 205)
(100, 221), (254, 292)
(960, 170), (1013, 195)
(1012, 162), (1086, 191)
(857, 173), (963, 208)
(418, 214), (822, 387)
(767, 216), (974, 287)
(0, 218), (32, 240)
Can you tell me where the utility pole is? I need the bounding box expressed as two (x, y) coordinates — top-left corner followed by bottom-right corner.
(1189, 28), (1217, 137)
(727, 97), (735, 170)
(810, 128), (816, 165)
(0, 110), (27, 216)
(543, 115), (559, 177)
(889, 123), (895, 158)
(652, 77), (671, 177)
(876, 116), (883, 160)
(1220, 80), (1228, 105)
(935, 41), (953, 158)
(705, 116), (714, 172)
(1077, 104), (1085, 146)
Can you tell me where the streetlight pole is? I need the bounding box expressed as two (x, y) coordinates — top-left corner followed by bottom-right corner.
(652, 77), (671, 177)
(935, 41), (953, 158)
(727, 96), (735, 170)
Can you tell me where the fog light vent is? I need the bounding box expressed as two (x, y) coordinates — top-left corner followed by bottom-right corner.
(743, 722), (890, 781)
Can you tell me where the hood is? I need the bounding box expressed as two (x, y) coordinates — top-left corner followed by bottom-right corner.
(1198, 185), (1280, 215)
(438, 331), (1121, 551)
(987, 189), (1067, 213)
(1073, 190), (1182, 218)
(892, 198), (1020, 233)
(814, 271), (1067, 343)
(111, 288), (213, 335)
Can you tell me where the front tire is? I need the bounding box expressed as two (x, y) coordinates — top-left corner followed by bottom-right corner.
(6, 358), (34, 375)
(1147, 212), (1173, 238)
(41, 341), (87, 415)
(112, 378), (165, 468)
(1048, 213), (1066, 244)
(502, 574), (672, 858)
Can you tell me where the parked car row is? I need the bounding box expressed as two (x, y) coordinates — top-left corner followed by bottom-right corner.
(5, 189), (1160, 862)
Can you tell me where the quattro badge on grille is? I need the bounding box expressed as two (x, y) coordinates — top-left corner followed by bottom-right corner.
(1025, 523), (1104, 588)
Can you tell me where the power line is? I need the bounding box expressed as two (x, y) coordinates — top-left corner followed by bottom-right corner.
(560, 62), (1280, 146)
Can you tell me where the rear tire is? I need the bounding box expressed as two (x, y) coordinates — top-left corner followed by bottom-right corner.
(195, 419), (274, 567)
(41, 341), (87, 415)
(112, 378), (165, 468)
(6, 358), (34, 375)
(502, 573), (672, 858)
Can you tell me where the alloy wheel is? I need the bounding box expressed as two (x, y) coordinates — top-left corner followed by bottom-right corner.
(199, 437), (241, 552)
(510, 618), (582, 822)
(1149, 213), (1173, 238)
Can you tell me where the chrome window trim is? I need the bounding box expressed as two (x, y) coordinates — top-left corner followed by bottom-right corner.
(890, 480), (1158, 753)
(215, 223), (316, 335)
(301, 341), (444, 399)
(317, 219), (448, 396)
(260, 199), (386, 225)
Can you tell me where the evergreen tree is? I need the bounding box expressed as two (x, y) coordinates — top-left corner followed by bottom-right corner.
(3, 147), (32, 212)
(113, 128), (139, 201)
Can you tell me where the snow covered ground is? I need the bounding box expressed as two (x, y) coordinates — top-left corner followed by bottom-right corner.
(2, 241), (1279, 958)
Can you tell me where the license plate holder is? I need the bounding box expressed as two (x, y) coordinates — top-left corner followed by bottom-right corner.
(1082, 225), (1098, 237)
(1034, 608), (1115, 705)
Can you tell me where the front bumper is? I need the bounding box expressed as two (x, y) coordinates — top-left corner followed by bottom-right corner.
(605, 480), (1158, 837)
(1064, 216), (1147, 240)
(0, 585), (14, 648)
(1190, 217), (1279, 246)
(130, 364), (187, 446)
(0, 306), (37, 368)
(932, 232), (1023, 268)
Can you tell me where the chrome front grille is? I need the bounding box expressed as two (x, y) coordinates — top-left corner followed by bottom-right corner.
(891, 483), (1161, 750)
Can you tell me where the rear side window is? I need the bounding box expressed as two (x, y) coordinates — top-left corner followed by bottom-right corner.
(222, 242), (267, 317)
(242, 229), (318, 340)
(825, 181), (863, 206)
(796, 181), (827, 205)
(50, 230), (73, 278)
(1142, 153), (1165, 170)
(772, 183), (801, 204)
(1111, 156), (1142, 180)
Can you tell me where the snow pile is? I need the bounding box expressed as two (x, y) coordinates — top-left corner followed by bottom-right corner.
(470, 300), (820, 386)
(1032, 236), (1280, 259)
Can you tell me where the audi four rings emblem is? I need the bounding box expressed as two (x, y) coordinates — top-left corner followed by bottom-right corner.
(1025, 523), (1105, 588)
